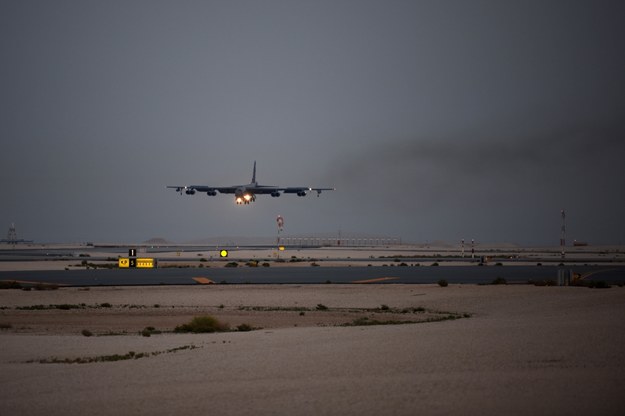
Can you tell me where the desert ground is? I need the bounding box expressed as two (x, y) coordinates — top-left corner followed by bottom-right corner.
(1, 283), (624, 415)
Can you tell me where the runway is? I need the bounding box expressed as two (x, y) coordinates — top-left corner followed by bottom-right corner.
(1, 265), (623, 286)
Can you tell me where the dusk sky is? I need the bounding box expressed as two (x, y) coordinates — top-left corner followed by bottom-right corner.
(2, 1), (624, 245)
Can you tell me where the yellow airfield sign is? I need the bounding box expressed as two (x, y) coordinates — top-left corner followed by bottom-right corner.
(118, 258), (156, 268)
(136, 258), (155, 268)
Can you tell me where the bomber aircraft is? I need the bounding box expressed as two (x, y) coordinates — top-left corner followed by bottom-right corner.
(167, 161), (335, 204)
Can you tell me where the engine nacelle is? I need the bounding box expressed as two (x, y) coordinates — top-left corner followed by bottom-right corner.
(207, 190), (217, 196)
(297, 191), (307, 197)
(185, 189), (196, 195)
(271, 191), (281, 197)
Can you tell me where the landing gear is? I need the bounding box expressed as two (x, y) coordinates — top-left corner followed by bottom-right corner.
(235, 194), (256, 204)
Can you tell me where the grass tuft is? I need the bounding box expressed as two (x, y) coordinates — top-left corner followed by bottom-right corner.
(141, 326), (161, 337)
(174, 316), (230, 333)
(236, 323), (254, 332)
(34, 283), (59, 290)
(29, 345), (199, 364)
(491, 277), (507, 285)
(343, 317), (420, 327)
(575, 280), (611, 289)
(0, 281), (22, 290)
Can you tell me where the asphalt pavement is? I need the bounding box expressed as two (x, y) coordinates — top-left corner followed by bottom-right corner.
(1, 265), (623, 286)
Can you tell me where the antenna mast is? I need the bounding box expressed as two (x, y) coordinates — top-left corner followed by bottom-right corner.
(560, 210), (566, 259)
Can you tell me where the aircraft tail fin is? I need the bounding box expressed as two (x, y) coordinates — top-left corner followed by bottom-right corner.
(252, 161), (257, 184)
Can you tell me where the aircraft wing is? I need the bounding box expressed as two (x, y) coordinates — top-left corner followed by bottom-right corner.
(167, 184), (335, 196)
(166, 185), (237, 195)
(246, 185), (281, 194)
(167, 162), (335, 199)
(211, 186), (238, 194)
(282, 187), (336, 196)
(244, 186), (336, 195)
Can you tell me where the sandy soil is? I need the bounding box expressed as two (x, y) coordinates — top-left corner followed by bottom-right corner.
(0, 285), (457, 334)
(1, 284), (625, 415)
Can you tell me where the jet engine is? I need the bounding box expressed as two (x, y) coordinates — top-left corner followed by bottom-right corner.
(207, 190), (217, 196)
(296, 191), (307, 197)
(185, 189), (196, 195)
(271, 191), (281, 197)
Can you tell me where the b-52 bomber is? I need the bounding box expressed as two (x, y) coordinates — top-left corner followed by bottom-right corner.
(167, 161), (335, 205)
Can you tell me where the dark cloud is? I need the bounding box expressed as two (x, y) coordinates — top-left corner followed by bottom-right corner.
(1, 1), (624, 244)
(332, 119), (625, 189)
(324, 119), (625, 244)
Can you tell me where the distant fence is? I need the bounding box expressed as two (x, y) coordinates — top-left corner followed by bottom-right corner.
(278, 237), (401, 247)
